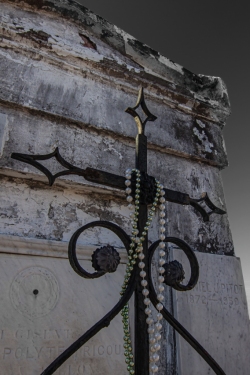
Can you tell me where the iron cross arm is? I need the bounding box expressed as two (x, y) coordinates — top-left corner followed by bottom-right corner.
(11, 149), (225, 222)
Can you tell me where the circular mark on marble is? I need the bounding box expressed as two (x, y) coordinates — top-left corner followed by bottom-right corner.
(10, 266), (59, 319)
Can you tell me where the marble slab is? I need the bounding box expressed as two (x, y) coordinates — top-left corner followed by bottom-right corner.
(0, 253), (127, 375)
(1, 242), (249, 375)
(172, 250), (250, 375)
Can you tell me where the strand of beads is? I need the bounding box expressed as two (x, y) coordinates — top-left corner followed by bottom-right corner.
(136, 181), (166, 374)
(120, 168), (141, 375)
(121, 168), (166, 374)
(150, 185), (166, 373)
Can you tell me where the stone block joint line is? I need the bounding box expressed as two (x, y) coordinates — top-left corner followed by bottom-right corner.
(11, 88), (226, 375)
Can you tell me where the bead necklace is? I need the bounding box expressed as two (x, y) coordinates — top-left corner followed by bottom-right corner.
(120, 168), (166, 374)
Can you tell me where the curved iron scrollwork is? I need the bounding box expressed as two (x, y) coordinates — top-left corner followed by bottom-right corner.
(41, 221), (136, 375)
(148, 238), (225, 375)
(68, 221), (128, 279)
(41, 226), (225, 375)
(148, 237), (199, 292)
(10, 87), (227, 375)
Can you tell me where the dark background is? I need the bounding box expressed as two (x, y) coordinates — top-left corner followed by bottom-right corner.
(76, 1), (250, 303)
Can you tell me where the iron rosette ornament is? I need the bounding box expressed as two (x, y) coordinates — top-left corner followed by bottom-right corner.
(164, 260), (185, 288)
(92, 245), (121, 273)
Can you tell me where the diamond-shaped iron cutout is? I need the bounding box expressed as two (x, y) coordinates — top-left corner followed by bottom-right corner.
(11, 148), (86, 186)
(125, 87), (157, 134)
(189, 193), (226, 222)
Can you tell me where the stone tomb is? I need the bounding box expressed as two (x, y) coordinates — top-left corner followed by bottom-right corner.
(0, 237), (128, 375)
(0, 0), (248, 373)
(172, 250), (250, 375)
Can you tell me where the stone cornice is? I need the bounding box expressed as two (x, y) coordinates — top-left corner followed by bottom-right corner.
(1, 0), (230, 124)
(0, 233), (128, 263)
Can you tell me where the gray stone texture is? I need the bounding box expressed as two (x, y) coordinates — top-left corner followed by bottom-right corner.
(0, 0), (247, 374)
(172, 250), (250, 375)
(0, 253), (127, 374)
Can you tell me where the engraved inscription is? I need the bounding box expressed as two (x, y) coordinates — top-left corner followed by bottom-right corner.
(1, 256), (126, 374)
(0, 328), (123, 374)
(177, 280), (244, 308)
(10, 267), (60, 319)
(181, 293), (240, 306)
(1, 343), (122, 360)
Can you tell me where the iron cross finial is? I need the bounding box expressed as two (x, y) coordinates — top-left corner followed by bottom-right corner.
(10, 87), (226, 375)
(125, 87), (157, 135)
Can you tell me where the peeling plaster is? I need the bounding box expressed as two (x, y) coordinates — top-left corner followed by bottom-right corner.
(196, 119), (206, 129)
(0, 0), (234, 258)
(103, 138), (123, 160)
(193, 127), (214, 154)
(0, 5), (142, 73)
(0, 1), (231, 118)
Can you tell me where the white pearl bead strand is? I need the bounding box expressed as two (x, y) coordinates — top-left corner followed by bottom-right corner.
(123, 169), (166, 374)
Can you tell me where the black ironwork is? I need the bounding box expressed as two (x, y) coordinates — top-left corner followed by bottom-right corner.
(92, 245), (121, 273)
(148, 239), (225, 375)
(163, 260), (185, 288)
(11, 158), (225, 222)
(11, 88), (227, 375)
(130, 171), (157, 205)
(125, 87), (157, 135)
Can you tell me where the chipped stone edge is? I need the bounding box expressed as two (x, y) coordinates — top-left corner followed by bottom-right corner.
(0, 33), (229, 126)
(0, 233), (128, 263)
(4, 0), (231, 117)
(0, 168), (127, 200)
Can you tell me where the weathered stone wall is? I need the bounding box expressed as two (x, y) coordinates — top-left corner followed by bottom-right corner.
(0, 1), (244, 374)
(0, 0), (232, 254)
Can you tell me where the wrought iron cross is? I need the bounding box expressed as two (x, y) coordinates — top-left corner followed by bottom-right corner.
(11, 88), (226, 375)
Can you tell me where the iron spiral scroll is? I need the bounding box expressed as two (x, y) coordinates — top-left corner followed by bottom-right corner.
(10, 88), (227, 375)
(39, 221), (225, 375)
